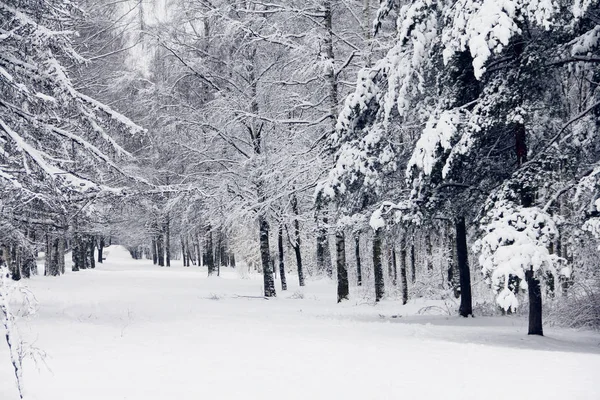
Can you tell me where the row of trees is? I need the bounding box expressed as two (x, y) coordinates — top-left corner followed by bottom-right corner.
(2, 0), (600, 342)
(318, 0), (600, 335)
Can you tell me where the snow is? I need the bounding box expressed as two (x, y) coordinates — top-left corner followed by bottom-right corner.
(443, 0), (557, 79)
(407, 109), (461, 178)
(2, 246), (600, 400)
(369, 206), (386, 230)
(571, 25), (600, 56)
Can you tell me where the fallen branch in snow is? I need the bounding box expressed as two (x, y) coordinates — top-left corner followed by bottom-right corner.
(232, 295), (271, 300)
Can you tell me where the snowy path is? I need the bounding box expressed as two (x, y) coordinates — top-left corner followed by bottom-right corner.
(2, 247), (600, 400)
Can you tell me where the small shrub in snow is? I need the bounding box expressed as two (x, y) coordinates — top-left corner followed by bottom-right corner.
(548, 280), (600, 331)
(289, 290), (305, 300)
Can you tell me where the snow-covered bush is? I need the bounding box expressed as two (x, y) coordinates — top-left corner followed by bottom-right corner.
(474, 201), (569, 311)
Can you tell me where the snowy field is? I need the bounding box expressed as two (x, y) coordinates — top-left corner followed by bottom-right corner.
(2, 246), (600, 400)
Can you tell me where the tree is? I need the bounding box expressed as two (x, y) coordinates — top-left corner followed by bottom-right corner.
(1, 0), (147, 280)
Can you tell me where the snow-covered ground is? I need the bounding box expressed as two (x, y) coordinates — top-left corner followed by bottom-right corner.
(2, 246), (600, 399)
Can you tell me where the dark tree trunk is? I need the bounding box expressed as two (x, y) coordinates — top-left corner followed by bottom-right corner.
(391, 248), (398, 286)
(181, 236), (188, 267)
(335, 231), (350, 303)
(355, 234), (362, 286)
(98, 237), (105, 263)
(72, 233), (81, 272)
(456, 217), (473, 317)
(400, 237), (408, 305)
(526, 268), (544, 335)
(157, 234), (165, 267)
(165, 218), (171, 267)
(410, 241), (416, 284)
(50, 237), (61, 276)
(151, 237), (157, 265)
(373, 228), (385, 302)
(44, 234), (51, 276)
(291, 194), (305, 286)
(206, 228), (215, 276)
(515, 122), (528, 166)
(5, 246), (20, 281)
(220, 240), (227, 267)
(58, 237), (65, 274)
(82, 236), (90, 269)
(259, 216), (276, 297)
(216, 233), (222, 277)
(89, 237), (95, 269)
(29, 230), (38, 276)
(194, 233), (201, 266)
(336, 230), (349, 302)
(217, 238), (223, 268)
(278, 225), (287, 291)
(230, 253), (236, 268)
(293, 244), (304, 287)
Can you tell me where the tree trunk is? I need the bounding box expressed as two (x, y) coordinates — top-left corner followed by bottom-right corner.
(206, 228), (215, 276)
(316, 218), (332, 277)
(336, 230), (349, 302)
(89, 237), (95, 269)
(291, 193), (305, 287)
(181, 236), (188, 267)
(98, 237), (105, 263)
(49, 237), (60, 276)
(151, 237), (157, 265)
(259, 216), (276, 297)
(410, 241), (416, 284)
(355, 234), (362, 286)
(362, 0), (371, 66)
(278, 225), (287, 291)
(391, 248), (398, 286)
(72, 233), (81, 272)
(400, 237), (408, 305)
(157, 233), (165, 267)
(58, 236), (65, 274)
(44, 234), (51, 276)
(526, 268), (544, 335)
(196, 233), (203, 267)
(447, 227), (460, 298)
(456, 217), (473, 317)
(4, 246), (20, 281)
(165, 217), (171, 267)
(373, 228), (385, 302)
(82, 236), (90, 269)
